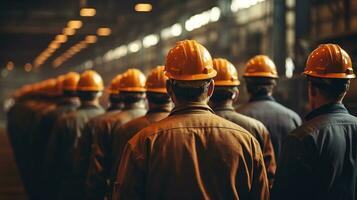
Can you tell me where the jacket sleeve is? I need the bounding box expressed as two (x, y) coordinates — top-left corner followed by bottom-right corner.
(261, 127), (276, 188)
(86, 121), (112, 200)
(250, 138), (270, 200)
(112, 141), (146, 200)
(271, 133), (317, 200)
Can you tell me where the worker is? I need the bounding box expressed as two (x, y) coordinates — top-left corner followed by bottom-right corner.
(237, 55), (302, 160)
(109, 66), (172, 196)
(82, 69), (147, 199)
(44, 70), (105, 200)
(41, 72), (80, 198)
(107, 75), (124, 111)
(272, 44), (357, 200)
(113, 40), (269, 200)
(209, 58), (276, 186)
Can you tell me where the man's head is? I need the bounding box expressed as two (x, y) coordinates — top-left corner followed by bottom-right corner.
(117, 68), (147, 104)
(304, 44), (355, 109)
(146, 66), (171, 105)
(210, 58), (240, 105)
(243, 55), (278, 97)
(164, 40), (217, 104)
(76, 70), (104, 103)
(62, 72), (80, 98)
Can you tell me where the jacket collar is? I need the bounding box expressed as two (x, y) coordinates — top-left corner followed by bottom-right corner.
(305, 103), (349, 121)
(249, 95), (276, 102)
(147, 104), (172, 114)
(212, 103), (235, 112)
(123, 101), (146, 111)
(170, 102), (214, 116)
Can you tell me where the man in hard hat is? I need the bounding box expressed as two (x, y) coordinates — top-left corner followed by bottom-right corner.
(209, 58), (276, 186)
(108, 66), (172, 197)
(40, 72), (80, 198)
(81, 69), (147, 200)
(237, 55), (302, 160)
(272, 44), (357, 200)
(44, 70), (105, 200)
(113, 40), (269, 200)
(106, 75), (124, 112)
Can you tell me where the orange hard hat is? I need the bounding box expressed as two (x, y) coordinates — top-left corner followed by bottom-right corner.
(304, 44), (355, 79)
(146, 66), (168, 93)
(165, 40), (216, 80)
(77, 70), (104, 91)
(55, 75), (66, 95)
(118, 68), (146, 92)
(244, 55), (278, 78)
(63, 72), (80, 91)
(43, 78), (58, 96)
(213, 58), (240, 86)
(109, 74), (123, 94)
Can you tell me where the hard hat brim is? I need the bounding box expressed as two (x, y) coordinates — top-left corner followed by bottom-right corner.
(118, 87), (147, 92)
(214, 80), (241, 86)
(243, 72), (279, 79)
(165, 70), (217, 81)
(146, 88), (167, 93)
(303, 71), (356, 79)
(77, 86), (104, 91)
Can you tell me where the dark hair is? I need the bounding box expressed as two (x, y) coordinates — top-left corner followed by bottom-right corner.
(63, 90), (77, 97)
(147, 92), (171, 104)
(109, 94), (122, 104)
(245, 77), (276, 96)
(77, 91), (100, 101)
(211, 86), (238, 102)
(119, 92), (146, 104)
(169, 79), (212, 102)
(308, 77), (350, 101)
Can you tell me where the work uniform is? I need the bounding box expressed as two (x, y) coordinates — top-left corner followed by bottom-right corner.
(43, 104), (104, 200)
(237, 95), (302, 160)
(214, 104), (276, 185)
(83, 103), (147, 200)
(114, 103), (269, 200)
(272, 103), (357, 200)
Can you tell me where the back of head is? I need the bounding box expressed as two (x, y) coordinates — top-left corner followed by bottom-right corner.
(118, 68), (146, 104)
(244, 55), (278, 97)
(304, 44), (355, 101)
(62, 72), (80, 97)
(146, 66), (171, 104)
(77, 70), (104, 101)
(165, 40), (217, 102)
(211, 58), (240, 103)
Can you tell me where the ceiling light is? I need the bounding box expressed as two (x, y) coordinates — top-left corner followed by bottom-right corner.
(80, 8), (96, 17)
(6, 61), (14, 71)
(128, 40), (142, 53)
(97, 27), (111, 36)
(143, 34), (159, 48)
(85, 35), (98, 43)
(55, 34), (68, 43)
(68, 20), (83, 29)
(63, 28), (76, 36)
(135, 3), (152, 12)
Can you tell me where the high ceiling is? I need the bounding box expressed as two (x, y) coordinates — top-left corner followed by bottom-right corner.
(0, 0), (189, 71)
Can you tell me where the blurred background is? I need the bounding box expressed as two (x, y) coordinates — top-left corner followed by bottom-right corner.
(1, 0), (357, 120)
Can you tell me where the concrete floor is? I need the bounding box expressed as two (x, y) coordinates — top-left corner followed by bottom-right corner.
(0, 122), (27, 200)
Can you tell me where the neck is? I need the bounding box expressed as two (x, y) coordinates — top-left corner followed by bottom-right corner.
(210, 99), (233, 108)
(148, 102), (172, 111)
(81, 99), (100, 107)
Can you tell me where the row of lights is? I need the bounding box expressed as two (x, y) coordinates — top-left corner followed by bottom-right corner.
(102, 6), (221, 63)
(4, 61), (32, 73)
(230, 0), (266, 12)
(33, 20), (83, 68)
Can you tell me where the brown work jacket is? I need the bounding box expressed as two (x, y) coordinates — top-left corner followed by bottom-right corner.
(110, 105), (172, 189)
(113, 103), (269, 200)
(83, 104), (147, 200)
(43, 104), (104, 200)
(213, 104), (276, 186)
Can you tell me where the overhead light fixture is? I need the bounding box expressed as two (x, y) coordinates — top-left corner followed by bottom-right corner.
(128, 40), (142, 53)
(97, 27), (111, 36)
(6, 61), (14, 71)
(63, 27), (76, 36)
(55, 34), (68, 43)
(49, 42), (61, 49)
(68, 20), (83, 29)
(143, 34), (159, 48)
(85, 35), (98, 43)
(80, 8), (96, 17)
(135, 3), (152, 12)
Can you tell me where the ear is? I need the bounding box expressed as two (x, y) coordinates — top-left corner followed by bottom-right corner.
(166, 80), (175, 102)
(232, 87), (239, 103)
(207, 79), (215, 98)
